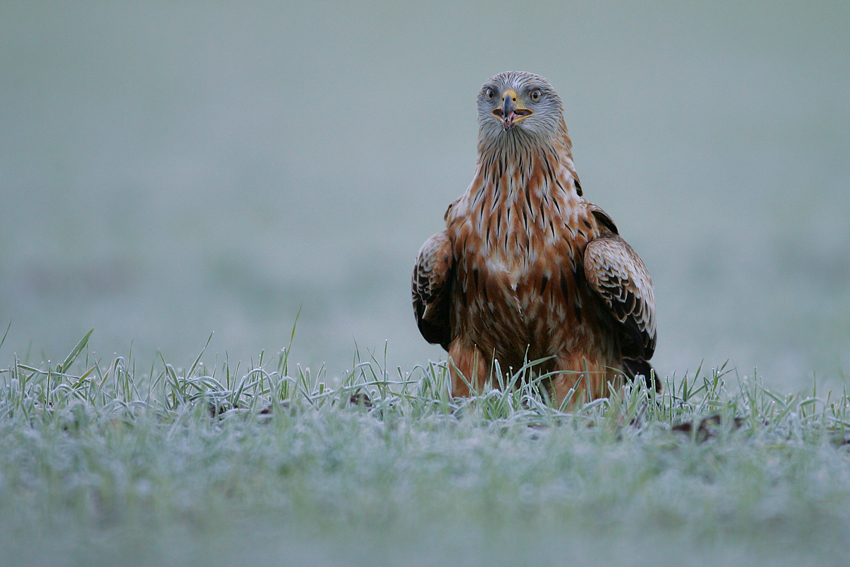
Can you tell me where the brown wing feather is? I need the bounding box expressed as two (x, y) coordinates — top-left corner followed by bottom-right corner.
(583, 235), (656, 359)
(412, 231), (454, 349)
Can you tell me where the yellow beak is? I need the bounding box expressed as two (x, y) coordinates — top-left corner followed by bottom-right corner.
(492, 89), (533, 130)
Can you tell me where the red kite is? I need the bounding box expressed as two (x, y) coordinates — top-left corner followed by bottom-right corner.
(412, 71), (657, 403)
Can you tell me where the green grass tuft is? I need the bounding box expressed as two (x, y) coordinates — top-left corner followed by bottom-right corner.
(1, 332), (849, 566)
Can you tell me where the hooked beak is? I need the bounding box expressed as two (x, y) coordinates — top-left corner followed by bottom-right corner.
(491, 89), (533, 131)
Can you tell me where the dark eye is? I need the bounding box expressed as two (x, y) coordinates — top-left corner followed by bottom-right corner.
(485, 88), (495, 100)
(530, 89), (542, 102)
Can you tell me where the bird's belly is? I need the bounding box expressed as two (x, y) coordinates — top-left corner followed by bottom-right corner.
(481, 246), (571, 304)
(464, 253), (582, 362)
(484, 256), (523, 294)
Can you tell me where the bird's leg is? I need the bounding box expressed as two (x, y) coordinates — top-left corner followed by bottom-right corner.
(550, 354), (621, 407)
(448, 340), (489, 397)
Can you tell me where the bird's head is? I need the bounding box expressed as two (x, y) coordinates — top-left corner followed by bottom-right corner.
(477, 71), (565, 145)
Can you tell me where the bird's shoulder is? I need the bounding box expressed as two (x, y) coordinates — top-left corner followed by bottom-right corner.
(584, 202), (618, 236)
(443, 196), (463, 222)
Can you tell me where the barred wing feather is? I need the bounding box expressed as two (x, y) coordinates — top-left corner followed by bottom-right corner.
(412, 231), (453, 350)
(583, 235), (656, 360)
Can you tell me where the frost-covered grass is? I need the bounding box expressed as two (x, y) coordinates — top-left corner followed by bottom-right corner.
(1, 330), (850, 567)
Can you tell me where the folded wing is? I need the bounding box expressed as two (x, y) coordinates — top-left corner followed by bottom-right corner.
(412, 231), (454, 350)
(583, 234), (656, 361)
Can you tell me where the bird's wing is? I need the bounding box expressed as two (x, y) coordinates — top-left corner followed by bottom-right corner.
(583, 234), (656, 359)
(412, 231), (454, 350)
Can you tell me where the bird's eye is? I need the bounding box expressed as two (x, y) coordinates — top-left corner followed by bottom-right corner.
(485, 88), (495, 100)
(530, 89), (542, 102)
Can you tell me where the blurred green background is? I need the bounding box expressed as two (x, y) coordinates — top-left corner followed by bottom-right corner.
(1, 1), (848, 391)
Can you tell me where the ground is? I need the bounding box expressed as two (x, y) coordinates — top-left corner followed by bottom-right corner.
(1, 332), (849, 566)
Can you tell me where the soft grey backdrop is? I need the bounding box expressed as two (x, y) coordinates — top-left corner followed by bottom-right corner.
(1, 1), (848, 391)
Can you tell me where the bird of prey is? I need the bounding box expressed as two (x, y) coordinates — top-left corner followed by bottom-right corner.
(412, 71), (657, 404)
